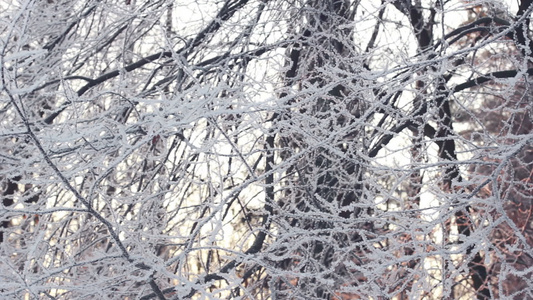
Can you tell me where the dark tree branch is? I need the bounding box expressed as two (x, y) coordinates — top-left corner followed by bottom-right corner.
(453, 68), (533, 93)
(514, 0), (533, 57)
(363, 0), (386, 69)
(391, 0), (433, 49)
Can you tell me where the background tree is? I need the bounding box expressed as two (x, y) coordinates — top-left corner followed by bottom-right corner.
(454, 3), (533, 298)
(0, 0), (531, 299)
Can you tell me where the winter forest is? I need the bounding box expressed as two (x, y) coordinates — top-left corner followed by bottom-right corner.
(1, 0), (532, 299)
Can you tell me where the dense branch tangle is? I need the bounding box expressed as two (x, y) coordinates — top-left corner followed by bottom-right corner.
(0, 1), (532, 299)
(270, 1), (369, 298)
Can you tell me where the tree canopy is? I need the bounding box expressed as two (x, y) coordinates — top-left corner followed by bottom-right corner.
(0, 0), (532, 299)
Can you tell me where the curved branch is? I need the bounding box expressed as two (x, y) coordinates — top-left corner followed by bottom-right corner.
(515, 0), (533, 56)
(440, 17), (511, 48)
(452, 68), (533, 93)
